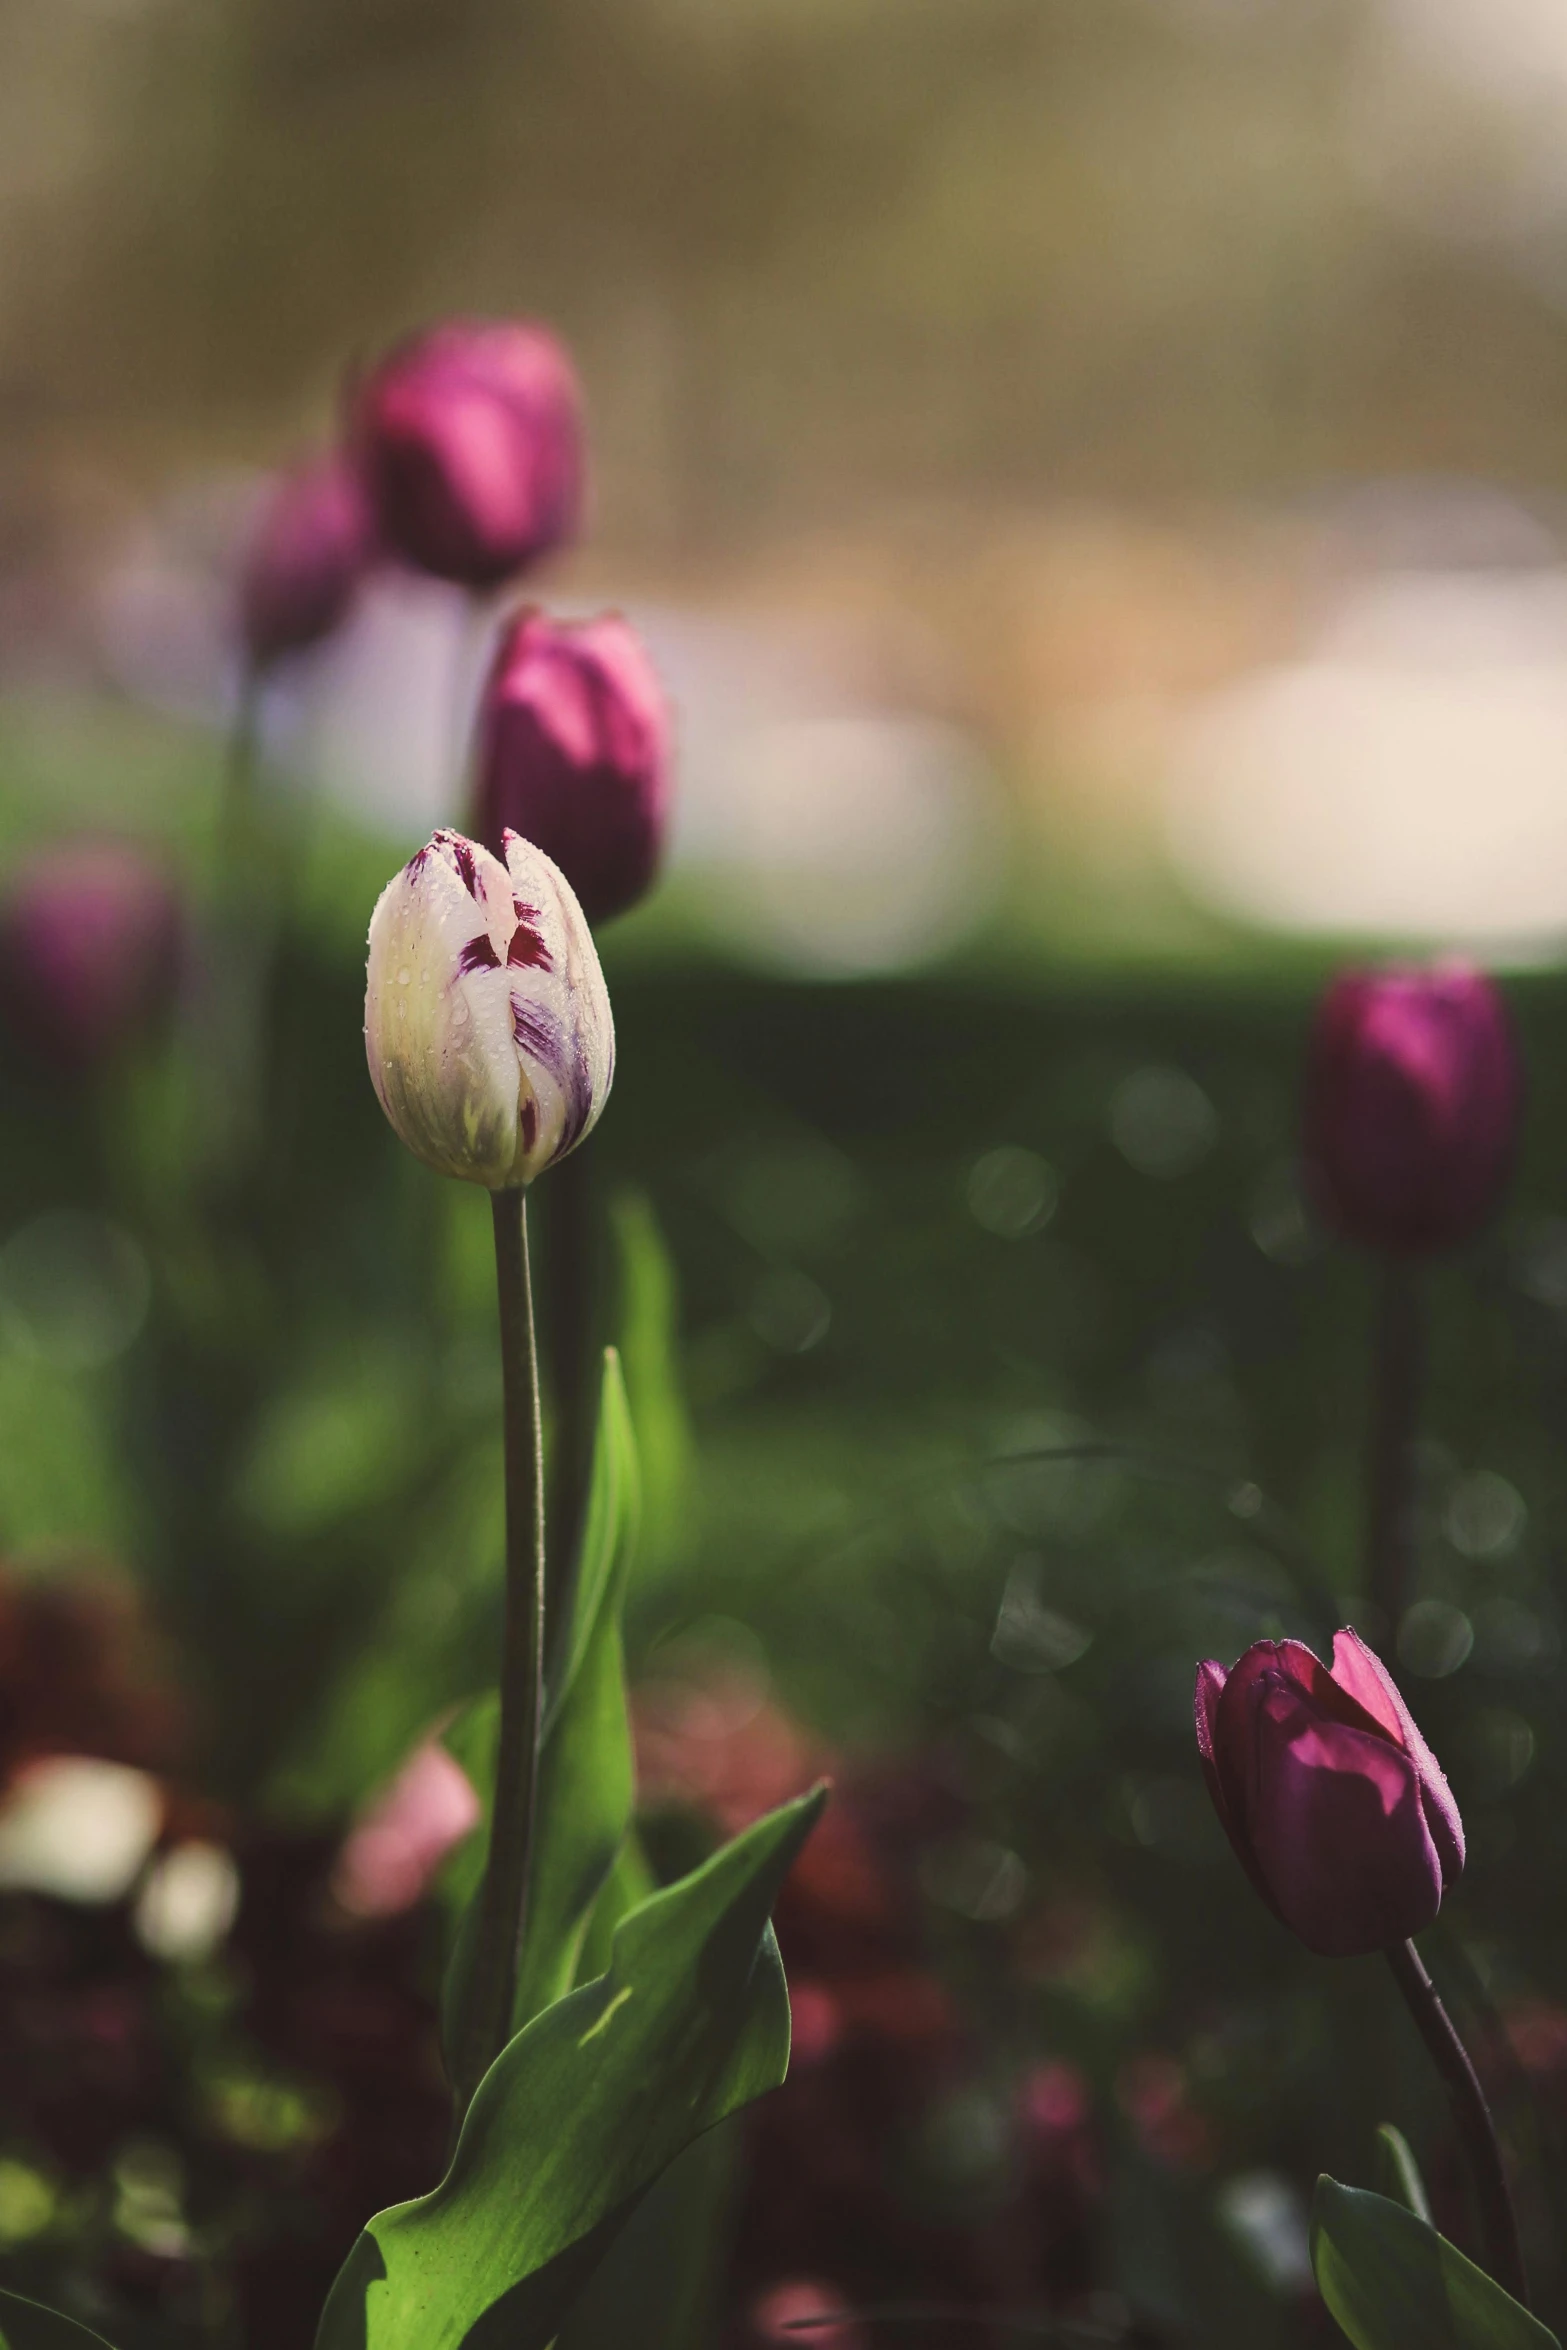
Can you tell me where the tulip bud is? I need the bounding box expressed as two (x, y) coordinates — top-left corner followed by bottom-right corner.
(1303, 964), (1521, 1256)
(0, 843), (182, 1071)
(1195, 1628), (1463, 1958)
(472, 609), (671, 925)
(239, 454), (375, 669)
(364, 826), (613, 1189)
(353, 320), (583, 591)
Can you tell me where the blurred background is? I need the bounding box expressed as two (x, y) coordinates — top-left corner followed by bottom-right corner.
(1, 0), (1567, 2345)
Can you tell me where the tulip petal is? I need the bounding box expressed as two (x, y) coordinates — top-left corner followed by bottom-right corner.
(1248, 1685), (1444, 1956)
(1210, 1639), (1383, 1832)
(365, 836), (523, 1188)
(500, 832), (615, 1180)
(1217, 1634), (1406, 1752)
(1193, 1660), (1226, 1776)
(1330, 1628), (1465, 1887)
(1196, 1659), (1279, 1913)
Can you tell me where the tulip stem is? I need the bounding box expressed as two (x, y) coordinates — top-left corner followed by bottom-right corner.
(1364, 1259), (1422, 1638)
(1386, 1938), (1528, 2307)
(542, 1137), (600, 1676)
(451, 1185), (546, 2126)
(200, 658), (279, 1182)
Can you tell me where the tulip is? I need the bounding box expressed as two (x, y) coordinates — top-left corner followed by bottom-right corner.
(1303, 964), (1520, 1257)
(239, 454), (375, 669)
(364, 826), (613, 1189)
(0, 843), (182, 1071)
(473, 610), (671, 925)
(1195, 1628), (1463, 1958)
(353, 320), (583, 590)
(366, 828), (613, 2116)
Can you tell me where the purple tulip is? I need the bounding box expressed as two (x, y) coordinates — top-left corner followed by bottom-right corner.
(472, 609), (671, 925)
(353, 320), (584, 591)
(1195, 1628), (1464, 1958)
(0, 843), (183, 1071)
(1303, 964), (1521, 1256)
(239, 455), (374, 668)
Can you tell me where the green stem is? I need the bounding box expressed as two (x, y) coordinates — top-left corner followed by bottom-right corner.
(198, 660), (274, 1184)
(452, 590), (491, 817)
(1386, 1938), (1528, 2307)
(222, 660), (263, 869)
(450, 1186), (546, 2123)
(1364, 1258), (1422, 1638)
(543, 1136), (600, 1676)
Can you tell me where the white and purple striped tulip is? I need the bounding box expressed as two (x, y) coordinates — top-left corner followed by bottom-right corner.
(364, 827), (613, 1189)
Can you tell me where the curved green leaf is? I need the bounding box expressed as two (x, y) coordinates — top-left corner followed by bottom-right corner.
(573, 1832), (656, 1991)
(1373, 2125), (1432, 2226)
(441, 1346), (640, 2055)
(1311, 2178), (1558, 2350)
(553, 2122), (738, 2350)
(317, 1783), (827, 2350)
(0, 2291), (119, 2349)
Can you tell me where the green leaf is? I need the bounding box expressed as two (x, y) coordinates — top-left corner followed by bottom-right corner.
(441, 1347), (641, 2055)
(0, 2290), (119, 2349)
(573, 1831), (656, 1991)
(553, 2121), (739, 2350)
(1373, 2125), (1432, 2225)
(317, 1784), (827, 2350)
(1311, 2178), (1559, 2350)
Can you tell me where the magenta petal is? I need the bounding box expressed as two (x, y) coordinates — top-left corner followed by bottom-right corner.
(1196, 1659), (1282, 1917)
(1194, 1661), (1236, 1837)
(1249, 1688), (1444, 1957)
(1194, 1660), (1226, 1771)
(1327, 1627), (1406, 1741)
(1215, 1637), (1338, 1718)
(1330, 1628), (1465, 1887)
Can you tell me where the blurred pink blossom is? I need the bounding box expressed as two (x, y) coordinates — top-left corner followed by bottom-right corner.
(333, 1741), (479, 1919)
(240, 454), (375, 668)
(747, 2278), (866, 2348)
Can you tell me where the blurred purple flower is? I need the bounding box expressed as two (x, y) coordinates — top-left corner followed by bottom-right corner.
(0, 844), (183, 1071)
(1195, 1628), (1464, 1958)
(473, 609), (671, 925)
(354, 320), (584, 590)
(1303, 964), (1520, 1255)
(239, 455), (375, 669)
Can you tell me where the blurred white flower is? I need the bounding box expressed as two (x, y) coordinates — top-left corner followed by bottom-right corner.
(0, 1757), (160, 1902)
(135, 1841), (240, 1962)
(1164, 570), (1567, 951)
